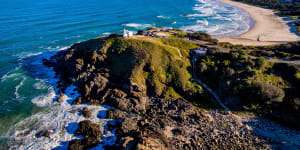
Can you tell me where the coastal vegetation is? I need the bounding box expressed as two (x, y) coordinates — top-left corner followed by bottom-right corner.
(219, 41), (300, 60)
(194, 49), (300, 128)
(186, 32), (219, 44)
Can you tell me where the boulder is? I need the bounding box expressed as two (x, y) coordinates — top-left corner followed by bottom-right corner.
(57, 94), (64, 103)
(36, 130), (53, 138)
(106, 109), (128, 119)
(75, 120), (102, 140)
(68, 120), (103, 150)
(81, 107), (92, 118)
(112, 88), (127, 98)
(68, 139), (85, 150)
(117, 118), (138, 135)
(120, 136), (136, 150)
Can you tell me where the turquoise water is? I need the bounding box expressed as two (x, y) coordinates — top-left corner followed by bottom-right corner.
(0, 0), (251, 148)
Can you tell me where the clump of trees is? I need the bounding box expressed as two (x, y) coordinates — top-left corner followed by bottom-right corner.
(186, 32), (219, 44)
(218, 41), (300, 60)
(195, 50), (300, 126)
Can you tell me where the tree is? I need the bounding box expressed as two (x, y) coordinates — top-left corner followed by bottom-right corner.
(255, 57), (266, 70)
(197, 63), (208, 75)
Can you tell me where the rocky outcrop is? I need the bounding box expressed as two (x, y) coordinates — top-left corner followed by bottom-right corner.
(68, 120), (102, 150)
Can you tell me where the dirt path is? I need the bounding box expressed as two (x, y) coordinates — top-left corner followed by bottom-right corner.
(192, 78), (231, 112)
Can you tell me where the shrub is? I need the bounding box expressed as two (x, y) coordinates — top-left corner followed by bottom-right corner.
(253, 81), (285, 103)
(255, 57), (266, 70)
(186, 32), (219, 43)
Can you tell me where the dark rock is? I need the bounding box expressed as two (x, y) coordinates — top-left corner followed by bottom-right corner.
(172, 128), (183, 136)
(112, 89), (127, 98)
(68, 139), (85, 150)
(42, 59), (55, 67)
(68, 120), (102, 150)
(131, 83), (144, 92)
(129, 91), (141, 99)
(81, 107), (92, 118)
(57, 94), (64, 103)
(106, 109), (128, 119)
(107, 123), (116, 131)
(75, 120), (102, 140)
(117, 118), (138, 135)
(36, 130), (53, 138)
(75, 58), (84, 72)
(67, 138), (101, 150)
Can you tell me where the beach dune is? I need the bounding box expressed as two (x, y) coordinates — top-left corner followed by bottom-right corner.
(217, 0), (300, 46)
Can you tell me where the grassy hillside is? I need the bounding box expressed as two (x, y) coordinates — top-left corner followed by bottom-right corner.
(60, 36), (208, 102)
(105, 37), (201, 99)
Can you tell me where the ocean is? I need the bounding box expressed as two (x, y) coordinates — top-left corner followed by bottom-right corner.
(0, 0), (251, 149)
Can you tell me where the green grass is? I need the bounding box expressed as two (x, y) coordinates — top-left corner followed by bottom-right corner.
(160, 38), (203, 58)
(95, 37), (205, 99)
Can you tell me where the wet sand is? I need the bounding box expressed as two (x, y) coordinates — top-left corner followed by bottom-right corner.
(217, 0), (300, 46)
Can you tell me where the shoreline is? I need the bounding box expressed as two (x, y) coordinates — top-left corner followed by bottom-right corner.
(216, 0), (300, 46)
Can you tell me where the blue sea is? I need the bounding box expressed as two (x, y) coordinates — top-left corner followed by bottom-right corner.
(0, 0), (251, 148)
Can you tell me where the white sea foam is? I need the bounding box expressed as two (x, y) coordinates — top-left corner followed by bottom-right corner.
(57, 46), (70, 51)
(31, 87), (57, 107)
(122, 23), (152, 29)
(14, 76), (26, 100)
(197, 19), (208, 26)
(14, 52), (43, 61)
(180, 0), (251, 37)
(33, 79), (48, 90)
(196, 0), (206, 4)
(1, 71), (21, 82)
(157, 15), (170, 19)
(212, 14), (233, 22)
(7, 45), (118, 149)
(9, 84), (117, 150)
(181, 24), (219, 33)
(102, 32), (111, 36)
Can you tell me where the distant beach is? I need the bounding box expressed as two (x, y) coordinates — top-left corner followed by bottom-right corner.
(217, 0), (300, 45)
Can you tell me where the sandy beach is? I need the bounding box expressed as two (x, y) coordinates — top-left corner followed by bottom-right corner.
(217, 0), (300, 46)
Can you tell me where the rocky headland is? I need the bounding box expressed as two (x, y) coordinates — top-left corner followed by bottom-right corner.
(42, 32), (299, 149)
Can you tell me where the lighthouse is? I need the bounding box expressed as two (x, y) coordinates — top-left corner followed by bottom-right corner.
(123, 28), (133, 38)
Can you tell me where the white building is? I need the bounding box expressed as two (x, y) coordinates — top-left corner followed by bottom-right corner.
(123, 29), (133, 38)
